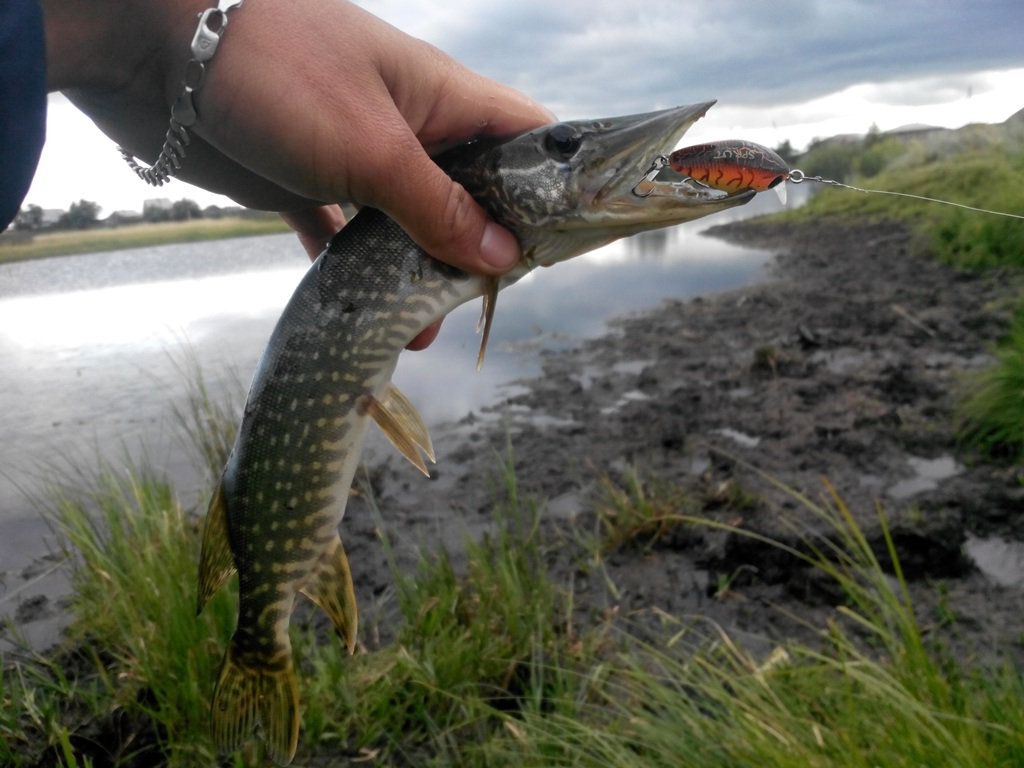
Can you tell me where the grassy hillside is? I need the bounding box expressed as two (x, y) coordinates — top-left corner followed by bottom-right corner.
(778, 121), (1024, 268)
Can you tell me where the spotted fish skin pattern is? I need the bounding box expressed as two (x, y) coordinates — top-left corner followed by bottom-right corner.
(226, 210), (480, 617)
(227, 209), (479, 595)
(197, 103), (755, 765)
(198, 208), (485, 764)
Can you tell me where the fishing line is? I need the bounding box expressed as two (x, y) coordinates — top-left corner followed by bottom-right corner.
(786, 169), (1024, 220)
(648, 139), (1023, 220)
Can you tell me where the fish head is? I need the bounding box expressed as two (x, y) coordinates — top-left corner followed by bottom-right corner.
(441, 101), (754, 269)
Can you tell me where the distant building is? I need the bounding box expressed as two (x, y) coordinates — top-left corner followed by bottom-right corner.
(807, 132), (863, 151)
(883, 123), (948, 143)
(104, 210), (143, 227)
(39, 208), (63, 228)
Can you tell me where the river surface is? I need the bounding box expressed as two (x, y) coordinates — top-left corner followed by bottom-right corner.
(0, 193), (793, 648)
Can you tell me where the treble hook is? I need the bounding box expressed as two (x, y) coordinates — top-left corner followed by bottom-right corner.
(632, 155), (670, 197)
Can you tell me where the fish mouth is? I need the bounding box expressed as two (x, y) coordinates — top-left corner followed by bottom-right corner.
(584, 101), (754, 232)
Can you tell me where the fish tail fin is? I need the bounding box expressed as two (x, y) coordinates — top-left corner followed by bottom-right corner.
(211, 641), (299, 766)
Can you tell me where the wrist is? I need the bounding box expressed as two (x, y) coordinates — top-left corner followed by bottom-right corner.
(39, 0), (205, 94)
(118, 0), (245, 186)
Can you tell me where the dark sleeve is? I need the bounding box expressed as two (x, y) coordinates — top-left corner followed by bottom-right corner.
(0, 0), (48, 231)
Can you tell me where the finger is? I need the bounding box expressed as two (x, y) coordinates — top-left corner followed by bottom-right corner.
(280, 206), (348, 262)
(406, 320), (443, 351)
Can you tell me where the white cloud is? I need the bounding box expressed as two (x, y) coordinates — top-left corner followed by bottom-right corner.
(20, 0), (1024, 214)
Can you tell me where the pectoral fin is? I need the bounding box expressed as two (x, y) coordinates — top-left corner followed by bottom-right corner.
(197, 481), (237, 615)
(476, 277), (499, 371)
(366, 384), (435, 476)
(300, 535), (359, 654)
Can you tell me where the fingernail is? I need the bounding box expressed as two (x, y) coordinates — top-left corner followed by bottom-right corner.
(479, 221), (520, 272)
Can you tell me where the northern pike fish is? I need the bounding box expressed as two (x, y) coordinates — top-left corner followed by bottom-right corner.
(197, 101), (753, 764)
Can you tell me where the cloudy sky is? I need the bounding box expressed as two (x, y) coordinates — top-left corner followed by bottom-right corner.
(24, 0), (1024, 215)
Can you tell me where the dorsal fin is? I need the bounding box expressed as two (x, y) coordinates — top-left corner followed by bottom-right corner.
(476, 276), (499, 371)
(365, 383), (435, 476)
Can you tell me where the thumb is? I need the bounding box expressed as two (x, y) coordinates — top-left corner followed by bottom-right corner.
(366, 139), (521, 275)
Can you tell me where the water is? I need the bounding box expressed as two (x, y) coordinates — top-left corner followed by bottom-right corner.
(964, 536), (1024, 588)
(0, 194), (790, 647)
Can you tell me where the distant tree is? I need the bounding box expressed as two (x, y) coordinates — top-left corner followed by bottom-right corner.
(171, 198), (202, 221)
(13, 204), (43, 230)
(59, 199), (102, 230)
(143, 206), (171, 223)
(799, 139), (860, 184)
(773, 139), (799, 165)
(857, 136), (903, 179)
(864, 122), (882, 148)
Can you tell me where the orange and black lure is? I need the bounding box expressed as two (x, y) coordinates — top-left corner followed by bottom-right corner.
(669, 140), (790, 196)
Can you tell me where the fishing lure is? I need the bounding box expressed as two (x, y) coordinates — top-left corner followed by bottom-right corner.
(669, 140), (790, 202)
(634, 138), (1023, 220)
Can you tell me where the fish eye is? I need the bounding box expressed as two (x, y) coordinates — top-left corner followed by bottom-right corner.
(544, 123), (583, 160)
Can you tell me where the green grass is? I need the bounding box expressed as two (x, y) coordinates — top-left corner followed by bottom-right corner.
(470, 475), (1024, 768)
(4, 431), (1024, 766)
(0, 217), (291, 264)
(778, 124), (1024, 269)
(957, 308), (1024, 461)
(1, 463), (235, 766)
(297, 456), (576, 764)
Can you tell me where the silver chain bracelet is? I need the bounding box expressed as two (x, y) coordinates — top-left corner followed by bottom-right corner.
(118, 0), (244, 186)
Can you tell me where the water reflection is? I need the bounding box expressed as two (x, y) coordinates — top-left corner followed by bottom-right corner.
(0, 269), (303, 350)
(965, 536), (1024, 588)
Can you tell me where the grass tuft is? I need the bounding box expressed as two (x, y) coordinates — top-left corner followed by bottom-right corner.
(296, 452), (577, 763)
(50, 466), (235, 765)
(481, 477), (1024, 768)
(957, 308), (1024, 461)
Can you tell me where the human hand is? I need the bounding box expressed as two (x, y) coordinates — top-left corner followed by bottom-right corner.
(46, 0), (553, 346)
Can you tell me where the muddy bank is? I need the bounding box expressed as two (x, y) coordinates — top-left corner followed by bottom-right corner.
(352, 217), (1024, 662)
